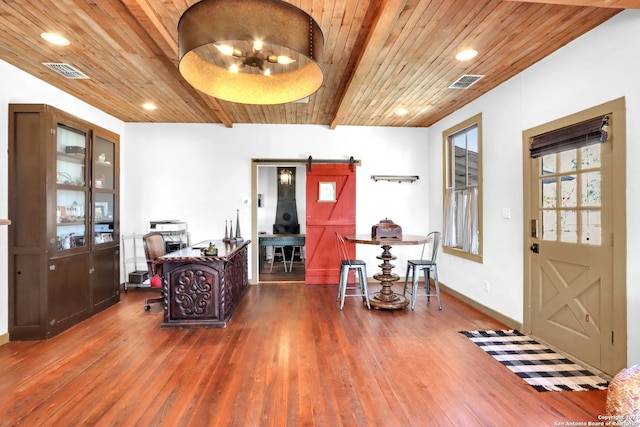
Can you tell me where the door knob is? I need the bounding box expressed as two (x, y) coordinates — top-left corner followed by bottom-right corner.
(530, 243), (539, 253)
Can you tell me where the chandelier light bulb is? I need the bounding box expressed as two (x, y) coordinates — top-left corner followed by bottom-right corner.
(215, 44), (235, 56)
(277, 55), (295, 65)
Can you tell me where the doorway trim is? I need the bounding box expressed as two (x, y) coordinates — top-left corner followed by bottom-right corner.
(521, 97), (627, 374)
(251, 157), (361, 284)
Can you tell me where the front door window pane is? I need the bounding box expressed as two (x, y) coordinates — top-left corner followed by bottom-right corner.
(582, 171), (601, 207)
(582, 144), (601, 169)
(542, 154), (556, 174)
(542, 178), (556, 208)
(582, 210), (601, 245)
(542, 210), (556, 241)
(560, 149), (577, 173)
(561, 210), (578, 243)
(561, 174), (577, 207)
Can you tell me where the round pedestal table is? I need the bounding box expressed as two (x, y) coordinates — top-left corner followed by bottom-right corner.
(344, 234), (428, 310)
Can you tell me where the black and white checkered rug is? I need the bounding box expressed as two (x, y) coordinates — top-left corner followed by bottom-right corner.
(459, 329), (609, 392)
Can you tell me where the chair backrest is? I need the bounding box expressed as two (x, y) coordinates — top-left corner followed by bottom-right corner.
(143, 233), (165, 276)
(335, 232), (352, 265)
(420, 231), (441, 263)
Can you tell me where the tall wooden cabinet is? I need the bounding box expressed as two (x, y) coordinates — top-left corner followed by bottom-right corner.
(8, 104), (120, 340)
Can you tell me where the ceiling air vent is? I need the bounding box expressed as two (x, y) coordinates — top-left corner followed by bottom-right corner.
(449, 74), (483, 89)
(42, 62), (90, 79)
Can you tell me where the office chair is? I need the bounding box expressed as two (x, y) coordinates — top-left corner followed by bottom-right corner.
(335, 232), (370, 310)
(403, 231), (442, 310)
(143, 232), (165, 311)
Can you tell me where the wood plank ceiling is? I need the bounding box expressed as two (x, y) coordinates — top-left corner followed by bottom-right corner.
(0, 0), (635, 128)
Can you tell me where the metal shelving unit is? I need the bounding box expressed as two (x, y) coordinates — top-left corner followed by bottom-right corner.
(122, 233), (149, 292)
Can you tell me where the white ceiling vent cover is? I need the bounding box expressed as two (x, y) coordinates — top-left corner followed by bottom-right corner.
(449, 74), (483, 89)
(42, 62), (90, 79)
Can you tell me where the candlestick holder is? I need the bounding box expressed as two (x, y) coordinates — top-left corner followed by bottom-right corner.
(223, 220), (231, 242)
(235, 208), (243, 242)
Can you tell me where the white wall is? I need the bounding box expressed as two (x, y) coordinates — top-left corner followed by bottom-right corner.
(427, 10), (640, 365)
(1, 10), (638, 366)
(123, 123), (430, 278)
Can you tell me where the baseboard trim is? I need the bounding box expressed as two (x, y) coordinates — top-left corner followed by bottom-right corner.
(439, 282), (522, 331)
(0, 332), (9, 346)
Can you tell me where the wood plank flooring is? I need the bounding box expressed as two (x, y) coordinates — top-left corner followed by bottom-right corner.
(259, 259), (305, 283)
(0, 283), (607, 426)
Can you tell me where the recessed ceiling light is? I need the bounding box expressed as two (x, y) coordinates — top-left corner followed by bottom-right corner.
(455, 49), (478, 61)
(142, 103), (157, 110)
(41, 32), (70, 46)
(396, 108), (409, 115)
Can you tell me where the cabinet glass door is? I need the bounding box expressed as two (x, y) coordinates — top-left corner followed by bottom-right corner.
(93, 135), (115, 190)
(94, 193), (114, 244)
(56, 124), (88, 251)
(93, 134), (117, 246)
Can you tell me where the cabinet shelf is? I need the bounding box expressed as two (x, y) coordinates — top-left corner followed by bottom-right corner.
(57, 151), (86, 163)
(56, 183), (87, 190)
(57, 220), (85, 226)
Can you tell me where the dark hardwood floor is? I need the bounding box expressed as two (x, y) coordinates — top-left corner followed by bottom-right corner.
(0, 282), (607, 426)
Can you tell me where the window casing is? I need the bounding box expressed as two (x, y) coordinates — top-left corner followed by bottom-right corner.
(443, 113), (483, 262)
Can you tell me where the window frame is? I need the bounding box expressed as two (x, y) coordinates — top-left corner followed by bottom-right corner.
(442, 113), (483, 263)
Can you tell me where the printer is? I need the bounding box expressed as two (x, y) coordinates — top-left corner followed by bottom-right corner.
(148, 220), (187, 233)
(148, 220), (189, 253)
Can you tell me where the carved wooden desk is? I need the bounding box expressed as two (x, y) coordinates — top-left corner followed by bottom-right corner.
(344, 234), (428, 310)
(155, 240), (250, 328)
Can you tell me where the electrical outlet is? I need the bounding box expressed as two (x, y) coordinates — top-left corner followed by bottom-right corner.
(483, 280), (490, 292)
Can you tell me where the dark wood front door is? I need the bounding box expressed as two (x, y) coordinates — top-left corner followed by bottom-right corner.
(305, 164), (356, 284)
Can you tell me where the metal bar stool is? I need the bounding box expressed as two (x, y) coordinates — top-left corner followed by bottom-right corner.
(403, 231), (442, 310)
(335, 232), (370, 310)
(269, 245), (289, 272)
(289, 245), (305, 272)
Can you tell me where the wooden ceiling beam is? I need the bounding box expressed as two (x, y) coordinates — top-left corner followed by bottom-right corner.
(329, 0), (409, 129)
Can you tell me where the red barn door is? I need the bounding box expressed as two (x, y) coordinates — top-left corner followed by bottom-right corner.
(305, 163), (356, 284)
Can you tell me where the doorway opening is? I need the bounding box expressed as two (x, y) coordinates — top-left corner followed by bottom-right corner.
(251, 157), (361, 285)
(254, 164), (306, 283)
